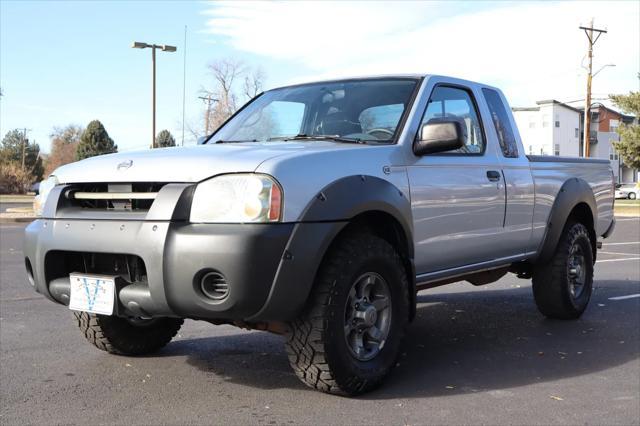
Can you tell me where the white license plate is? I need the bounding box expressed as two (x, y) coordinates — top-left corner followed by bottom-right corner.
(69, 273), (116, 315)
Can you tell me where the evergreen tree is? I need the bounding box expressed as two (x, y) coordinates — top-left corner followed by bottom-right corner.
(155, 129), (176, 148)
(0, 129), (44, 181)
(76, 120), (117, 160)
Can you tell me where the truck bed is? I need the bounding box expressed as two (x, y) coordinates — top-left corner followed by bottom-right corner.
(527, 155), (615, 245)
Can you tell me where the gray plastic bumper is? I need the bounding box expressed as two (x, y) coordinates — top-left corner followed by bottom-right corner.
(23, 218), (304, 320)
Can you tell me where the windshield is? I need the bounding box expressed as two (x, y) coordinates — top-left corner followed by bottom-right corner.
(207, 78), (419, 144)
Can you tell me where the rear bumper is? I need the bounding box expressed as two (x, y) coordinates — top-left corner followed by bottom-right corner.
(602, 217), (616, 239)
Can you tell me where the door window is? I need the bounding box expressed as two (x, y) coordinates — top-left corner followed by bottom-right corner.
(419, 86), (485, 154)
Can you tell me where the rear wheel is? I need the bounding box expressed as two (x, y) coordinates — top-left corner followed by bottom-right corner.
(286, 229), (410, 396)
(532, 221), (594, 319)
(74, 312), (183, 355)
(629, 192), (637, 200)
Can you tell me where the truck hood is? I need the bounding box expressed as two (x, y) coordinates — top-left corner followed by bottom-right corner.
(52, 141), (361, 184)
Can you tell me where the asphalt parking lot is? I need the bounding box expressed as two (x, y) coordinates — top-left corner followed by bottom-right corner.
(1, 218), (638, 425)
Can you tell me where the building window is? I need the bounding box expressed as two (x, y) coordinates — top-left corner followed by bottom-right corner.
(554, 144), (560, 156)
(575, 128), (579, 138)
(610, 147), (620, 161)
(610, 119), (619, 132)
(555, 121), (560, 128)
(542, 115), (550, 128)
(529, 122), (536, 128)
(529, 145), (533, 155)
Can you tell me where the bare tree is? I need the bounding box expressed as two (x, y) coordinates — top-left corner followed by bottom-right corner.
(243, 68), (265, 100)
(200, 59), (266, 136)
(45, 125), (83, 176)
(208, 59), (244, 117)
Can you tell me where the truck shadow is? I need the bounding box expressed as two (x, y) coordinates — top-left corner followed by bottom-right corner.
(165, 280), (640, 398)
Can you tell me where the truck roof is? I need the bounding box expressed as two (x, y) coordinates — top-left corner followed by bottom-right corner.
(269, 74), (500, 94)
(270, 74), (427, 91)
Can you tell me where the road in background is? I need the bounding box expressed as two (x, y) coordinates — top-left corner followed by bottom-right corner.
(1, 219), (639, 425)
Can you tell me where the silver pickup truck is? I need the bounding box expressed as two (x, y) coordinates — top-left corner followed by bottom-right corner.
(25, 75), (615, 396)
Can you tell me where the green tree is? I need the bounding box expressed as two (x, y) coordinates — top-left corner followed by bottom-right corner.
(76, 120), (117, 160)
(610, 91), (640, 170)
(0, 129), (44, 182)
(155, 129), (176, 148)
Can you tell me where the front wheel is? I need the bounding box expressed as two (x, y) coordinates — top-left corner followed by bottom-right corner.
(629, 192), (637, 200)
(532, 221), (594, 319)
(286, 230), (410, 396)
(74, 312), (183, 355)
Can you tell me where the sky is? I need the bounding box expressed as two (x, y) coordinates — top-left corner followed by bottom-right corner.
(1, 0), (638, 154)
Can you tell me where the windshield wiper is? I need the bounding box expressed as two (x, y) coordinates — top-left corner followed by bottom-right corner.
(213, 139), (258, 144)
(268, 134), (367, 144)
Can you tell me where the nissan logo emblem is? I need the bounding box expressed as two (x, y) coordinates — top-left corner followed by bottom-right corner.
(117, 160), (133, 171)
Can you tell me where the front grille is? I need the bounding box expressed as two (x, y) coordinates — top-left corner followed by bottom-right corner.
(64, 183), (166, 211)
(44, 251), (147, 286)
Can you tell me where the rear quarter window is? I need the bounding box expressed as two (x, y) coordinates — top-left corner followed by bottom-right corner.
(482, 88), (519, 158)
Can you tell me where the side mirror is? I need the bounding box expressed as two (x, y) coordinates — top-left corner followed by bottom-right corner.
(197, 136), (209, 145)
(413, 119), (465, 156)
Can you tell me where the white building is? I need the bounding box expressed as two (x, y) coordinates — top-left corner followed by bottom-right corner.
(512, 100), (636, 183)
(512, 100), (581, 157)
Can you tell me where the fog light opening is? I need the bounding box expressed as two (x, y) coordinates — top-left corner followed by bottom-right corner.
(199, 270), (229, 301)
(25, 258), (35, 287)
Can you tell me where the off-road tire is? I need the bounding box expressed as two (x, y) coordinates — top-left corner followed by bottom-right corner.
(74, 312), (183, 355)
(532, 221), (594, 319)
(286, 229), (410, 396)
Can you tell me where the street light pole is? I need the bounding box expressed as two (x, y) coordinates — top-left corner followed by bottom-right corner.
(132, 41), (177, 148)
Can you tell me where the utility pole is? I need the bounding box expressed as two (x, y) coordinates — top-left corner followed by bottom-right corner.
(580, 19), (607, 158)
(21, 128), (30, 170)
(198, 94), (219, 134)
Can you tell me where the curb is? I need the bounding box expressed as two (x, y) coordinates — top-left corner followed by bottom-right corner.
(0, 217), (36, 224)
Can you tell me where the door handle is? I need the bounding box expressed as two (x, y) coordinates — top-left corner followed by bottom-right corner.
(486, 170), (501, 182)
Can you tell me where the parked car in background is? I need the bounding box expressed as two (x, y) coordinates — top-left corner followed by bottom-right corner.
(30, 181), (40, 195)
(615, 183), (639, 200)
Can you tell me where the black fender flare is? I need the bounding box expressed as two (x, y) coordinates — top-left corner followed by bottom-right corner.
(534, 177), (597, 264)
(248, 175), (417, 321)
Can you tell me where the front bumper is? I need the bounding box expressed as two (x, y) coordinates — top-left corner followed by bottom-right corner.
(23, 184), (345, 321)
(25, 219), (294, 320)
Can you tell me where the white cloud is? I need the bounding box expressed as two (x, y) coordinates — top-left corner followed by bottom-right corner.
(202, 1), (639, 106)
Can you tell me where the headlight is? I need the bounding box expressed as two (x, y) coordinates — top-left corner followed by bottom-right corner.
(33, 175), (59, 217)
(190, 174), (282, 223)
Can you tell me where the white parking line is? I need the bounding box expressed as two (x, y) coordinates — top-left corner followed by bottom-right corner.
(608, 294), (640, 301)
(598, 257), (640, 263)
(599, 251), (640, 256)
(603, 242), (640, 246)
